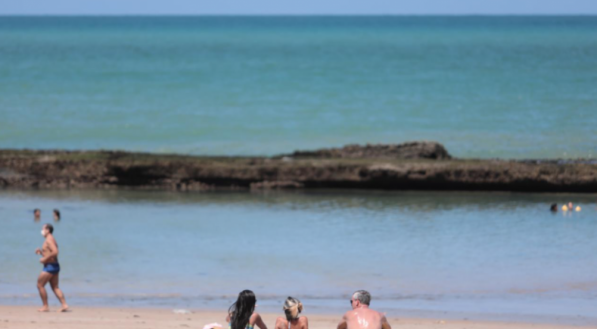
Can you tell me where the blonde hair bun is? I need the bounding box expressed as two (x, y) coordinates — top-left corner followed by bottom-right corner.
(283, 297), (302, 321)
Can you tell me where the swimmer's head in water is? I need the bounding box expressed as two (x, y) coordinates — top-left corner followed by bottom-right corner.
(351, 290), (371, 308)
(283, 296), (303, 321)
(34, 209), (40, 217)
(53, 209), (60, 220)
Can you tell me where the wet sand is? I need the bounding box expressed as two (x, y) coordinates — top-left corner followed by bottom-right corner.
(0, 306), (593, 329)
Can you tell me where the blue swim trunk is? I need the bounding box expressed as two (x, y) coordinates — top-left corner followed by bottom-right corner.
(43, 263), (60, 274)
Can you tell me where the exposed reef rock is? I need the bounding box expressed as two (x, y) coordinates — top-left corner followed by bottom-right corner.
(0, 144), (596, 193)
(288, 141), (451, 160)
(250, 180), (304, 190)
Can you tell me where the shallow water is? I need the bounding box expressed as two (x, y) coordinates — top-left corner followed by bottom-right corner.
(0, 189), (595, 324)
(1, 16), (597, 158)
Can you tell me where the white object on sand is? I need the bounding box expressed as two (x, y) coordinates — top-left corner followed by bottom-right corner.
(173, 309), (192, 314)
(203, 322), (224, 329)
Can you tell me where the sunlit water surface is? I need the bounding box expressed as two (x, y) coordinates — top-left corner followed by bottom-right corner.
(0, 190), (596, 325)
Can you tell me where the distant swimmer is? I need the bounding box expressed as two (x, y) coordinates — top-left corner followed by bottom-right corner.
(337, 290), (391, 329)
(34, 209), (41, 222)
(568, 202), (573, 210)
(275, 297), (308, 329)
(550, 204), (557, 212)
(35, 224), (69, 312)
(53, 209), (60, 221)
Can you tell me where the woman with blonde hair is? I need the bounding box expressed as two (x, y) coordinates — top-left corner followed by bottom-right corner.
(275, 297), (308, 329)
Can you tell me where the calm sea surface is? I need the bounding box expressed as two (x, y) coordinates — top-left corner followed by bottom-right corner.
(0, 190), (596, 324)
(1, 16), (597, 158)
(1, 17), (597, 325)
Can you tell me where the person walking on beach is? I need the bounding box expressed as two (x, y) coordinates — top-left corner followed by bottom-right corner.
(275, 297), (308, 329)
(337, 290), (390, 329)
(35, 223), (69, 312)
(227, 290), (267, 329)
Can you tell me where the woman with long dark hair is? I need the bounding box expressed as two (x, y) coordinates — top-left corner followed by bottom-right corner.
(227, 290), (267, 329)
(275, 297), (308, 329)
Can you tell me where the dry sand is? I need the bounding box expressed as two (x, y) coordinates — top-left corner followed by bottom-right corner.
(0, 306), (593, 329)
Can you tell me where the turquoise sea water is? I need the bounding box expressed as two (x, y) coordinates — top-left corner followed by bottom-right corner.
(1, 17), (597, 325)
(1, 16), (597, 158)
(1, 190), (596, 324)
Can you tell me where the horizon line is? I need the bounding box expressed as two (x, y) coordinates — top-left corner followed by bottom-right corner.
(1, 13), (597, 17)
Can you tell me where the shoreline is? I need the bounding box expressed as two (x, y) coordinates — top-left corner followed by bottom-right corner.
(2, 293), (597, 327)
(1, 145), (597, 193)
(0, 306), (594, 329)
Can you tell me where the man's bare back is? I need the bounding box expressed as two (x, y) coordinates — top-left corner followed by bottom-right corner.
(342, 308), (388, 329)
(338, 291), (391, 329)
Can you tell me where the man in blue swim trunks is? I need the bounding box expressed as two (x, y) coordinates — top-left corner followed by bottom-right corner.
(36, 223), (69, 312)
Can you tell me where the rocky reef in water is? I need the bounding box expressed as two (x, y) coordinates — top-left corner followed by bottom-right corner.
(287, 141), (451, 160)
(0, 141), (596, 193)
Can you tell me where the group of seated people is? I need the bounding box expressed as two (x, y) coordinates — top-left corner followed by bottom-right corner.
(226, 290), (391, 329)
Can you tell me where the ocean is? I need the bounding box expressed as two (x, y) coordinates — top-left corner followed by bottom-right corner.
(1, 16), (597, 325)
(1, 16), (596, 158)
(1, 190), (596, 324)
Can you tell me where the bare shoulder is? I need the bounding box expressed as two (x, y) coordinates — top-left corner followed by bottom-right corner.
(299, 316), (309, 323)
(379, 311), (391, 329)
(251, 312), (262, 322)
(376, 310), (389, 326)
(47, 235), (58, 245)
(274, 317), (285, 328)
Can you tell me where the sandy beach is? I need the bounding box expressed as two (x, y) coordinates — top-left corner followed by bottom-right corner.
(0, 306), (593, 329)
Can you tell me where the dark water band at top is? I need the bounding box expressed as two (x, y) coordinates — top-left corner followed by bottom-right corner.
(1, 16), (596, 158)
